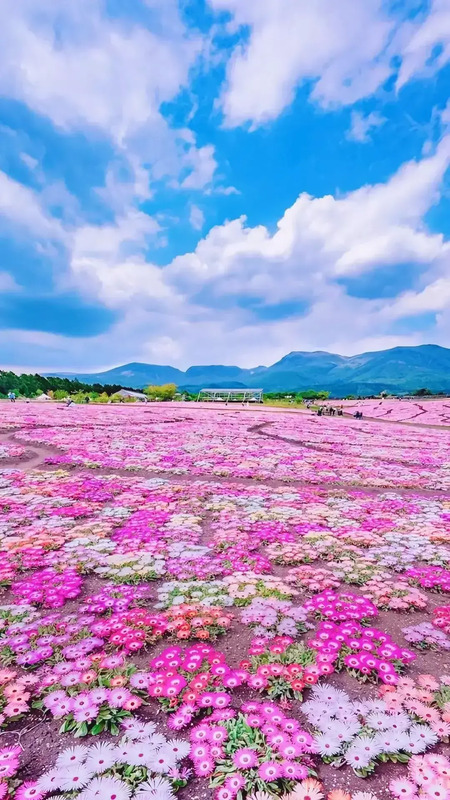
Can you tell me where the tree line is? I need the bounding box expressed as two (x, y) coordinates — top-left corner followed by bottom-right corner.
(0, 371), (134, 400)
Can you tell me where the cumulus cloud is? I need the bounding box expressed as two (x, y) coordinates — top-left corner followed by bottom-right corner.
(69, 211), (179, 307)
(0, 0), (449, 372)
(164, 136), (450, 306)
(24, 135), (443, 370)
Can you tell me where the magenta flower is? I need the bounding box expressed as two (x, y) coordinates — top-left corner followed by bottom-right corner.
(258, 761), (282, 780)
(232, 748), (258, 769)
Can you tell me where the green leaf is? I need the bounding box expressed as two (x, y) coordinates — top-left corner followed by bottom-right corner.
(91, 722), (105, 735)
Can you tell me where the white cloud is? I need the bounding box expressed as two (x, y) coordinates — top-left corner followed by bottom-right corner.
(210, 0), (450, 128)
(0, 0), (220, 202)
(0, 0), (197, 142)
(347, 111), (387, 143)
(0, 171), (64, 239)
(20, 152), (39, 171)
(0, 272), (19, 292)
(180, 145), (218, 190)
(165, 136), (450, 304)
(210, 0), (394, 126)
(396, 0), (450, 89)
(27, 137), (444, 371)
(189, 205), (205, 230)
(69, 210), (179, 307)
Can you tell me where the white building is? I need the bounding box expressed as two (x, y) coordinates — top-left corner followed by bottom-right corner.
(116, 389), (148, 402)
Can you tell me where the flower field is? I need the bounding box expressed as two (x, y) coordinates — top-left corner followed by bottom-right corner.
(0, 403), (450, 800)
(327, 400), (450, 427)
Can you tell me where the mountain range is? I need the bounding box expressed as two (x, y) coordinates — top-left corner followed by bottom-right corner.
(46, 344), (450, 396)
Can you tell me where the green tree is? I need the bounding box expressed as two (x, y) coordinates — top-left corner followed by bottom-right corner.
(53, 389), (69, 400)
(296, 389), (330, 401)
(144, 383), (177, 401)
(412, 387), (433, 397)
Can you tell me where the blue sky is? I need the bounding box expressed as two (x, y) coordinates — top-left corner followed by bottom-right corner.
(0, 0), (449, 372)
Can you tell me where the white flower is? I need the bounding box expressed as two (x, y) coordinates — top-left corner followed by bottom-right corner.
(167, 739), (191, 760)
(56, 764), (93, 791)
(134, 776), (175, 800)
(366, 712), (395, 731)
(313, 733), (343, 756)
(55, 745), (89, 770)
(405, 724), (439, 753)
(84, 742), (117, 773)
(36, 768), (64, 793)
(123, 721), (157, 741)
(128, 744), (157, 767)
(78, 776), (132, 800)
(150, 745), (177, 773)
(148, 733), (167, 750)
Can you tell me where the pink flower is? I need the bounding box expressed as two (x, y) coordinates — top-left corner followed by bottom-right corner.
(232, 748), (258, 769)
(15, 783), (44, 800)
(258, 761), (282, 780)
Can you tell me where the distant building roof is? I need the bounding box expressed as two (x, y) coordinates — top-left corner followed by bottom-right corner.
(197, 388), (263, 402)
(116, 389), (147, 400)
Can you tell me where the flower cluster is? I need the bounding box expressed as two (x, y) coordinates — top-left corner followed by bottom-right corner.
(366, 536), (450, 572)
(389, 753), (450, 800)
(36, 652), (142, 736)
(403, 622), (450, 651)
(30, 719), (190, 799)
(164, 603), (233, 641)
(241, 597), (312, 639)
(379, 674), (450, 741)
(242, 637), (322, 700)
(190, 701), (315, 798)
(81, 584), (151, 614)
(0, 667), (37, 727)
(303, 683), (438, 777)
(93, 552), (166, 583)
(433, 606), (450, 634)
(406, 565), (450, 593)
(90, 608), (168, 653)
(331, 557), (385, 586)
(222, 573), (296, 606)
(145, 644), (241, 729)
(165, 551), (223, 582)
(285, 566), (340, 592)
(156, 579), (234, 609)
(0, 603), (37, 632)
(309, 621), (415, 684)
(266, 541), (327, 566)
(0, 610), (104, 668)
(303, 590), (378, 622)
(12, 567), (82, 608)
(0, 745), (23, 799)
(363, 577), (427, 612)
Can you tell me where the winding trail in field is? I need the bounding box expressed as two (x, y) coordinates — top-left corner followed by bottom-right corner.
(1, 418), (449, 499)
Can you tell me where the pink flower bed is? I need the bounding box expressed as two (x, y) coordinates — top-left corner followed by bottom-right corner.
(0, 403), (448, 800)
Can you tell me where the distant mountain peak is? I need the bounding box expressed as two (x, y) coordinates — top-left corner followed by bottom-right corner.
(45, 344), (450, 396)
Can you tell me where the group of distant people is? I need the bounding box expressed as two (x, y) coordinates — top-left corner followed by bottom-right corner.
(7, 392), (16, 402)
(316, 405), (344, 417)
